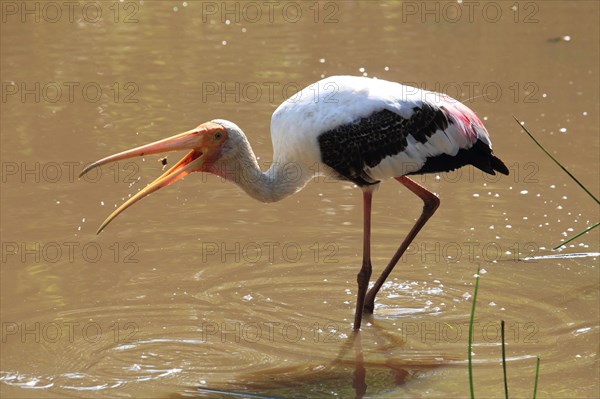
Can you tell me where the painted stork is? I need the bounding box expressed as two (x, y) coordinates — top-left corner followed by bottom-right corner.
(80, 76), (508, 330)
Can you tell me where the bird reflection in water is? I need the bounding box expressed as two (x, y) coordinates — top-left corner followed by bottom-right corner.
(170, 317), (457, 399)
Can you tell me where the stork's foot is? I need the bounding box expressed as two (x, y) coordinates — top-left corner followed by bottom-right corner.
(363, 295), (375, 314)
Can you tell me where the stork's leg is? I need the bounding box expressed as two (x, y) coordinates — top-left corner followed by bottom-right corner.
(353, 188), (374, 330)
(363, 176), (440, 314)
(352, 332), (367, 398)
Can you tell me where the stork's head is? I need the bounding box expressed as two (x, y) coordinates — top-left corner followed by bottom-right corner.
(80, 120), (245, 234)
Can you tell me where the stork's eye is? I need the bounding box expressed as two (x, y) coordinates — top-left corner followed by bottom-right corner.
(215, 132), (222, 139)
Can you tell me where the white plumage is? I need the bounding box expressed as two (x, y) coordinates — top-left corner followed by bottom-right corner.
(270, 76), (493, 183)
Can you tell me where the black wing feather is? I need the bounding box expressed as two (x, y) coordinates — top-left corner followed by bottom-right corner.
(318, 105), (447, 186)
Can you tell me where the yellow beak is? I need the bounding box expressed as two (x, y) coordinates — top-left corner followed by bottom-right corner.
(80, 121), (226, 234)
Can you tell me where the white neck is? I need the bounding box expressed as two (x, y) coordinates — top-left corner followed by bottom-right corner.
(214, 133), (314, 203)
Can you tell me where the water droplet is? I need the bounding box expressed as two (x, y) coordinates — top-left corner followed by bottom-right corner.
(559, 127), (567, 133)
(319, 58), (325, 63)
(358, 67), (365, 73)
(520, 190), (528, 194)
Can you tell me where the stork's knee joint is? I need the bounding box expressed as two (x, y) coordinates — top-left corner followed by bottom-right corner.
(356, 261), (372, 285)
(424, 195), (440, 212)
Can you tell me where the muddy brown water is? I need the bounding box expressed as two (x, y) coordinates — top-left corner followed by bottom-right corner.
(1, 1), (598, 398)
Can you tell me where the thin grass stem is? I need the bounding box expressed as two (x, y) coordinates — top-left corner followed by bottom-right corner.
(514, 116), (599, 247)
(468, 266), (481, 399)
(513, 116), (599, 205)
(533, 356), (541, 399)
(501, 320), (509, 399)
(552, 222), (600, 250)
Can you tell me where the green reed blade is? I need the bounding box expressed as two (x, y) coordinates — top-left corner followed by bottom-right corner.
(501, 320), (509, 399)
(468, 266), (481, 399)
(533, 356), (541, 399)
(552, 222), (600, 250)
(513, 116), (599, 205)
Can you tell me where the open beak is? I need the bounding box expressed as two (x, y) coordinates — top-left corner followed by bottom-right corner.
(80, 121), (225, 234)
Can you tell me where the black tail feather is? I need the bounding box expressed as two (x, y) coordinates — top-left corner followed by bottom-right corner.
(408, 139), (509, 177)
(490, 154), (509, 175)
(469, 141), (509, 176)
